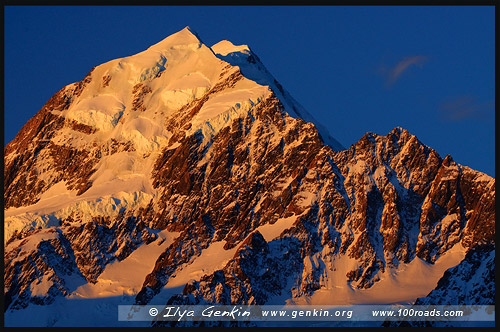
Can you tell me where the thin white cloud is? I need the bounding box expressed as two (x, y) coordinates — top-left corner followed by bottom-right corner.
(440, 95), (494, 121)
(380, 55), (428, 88)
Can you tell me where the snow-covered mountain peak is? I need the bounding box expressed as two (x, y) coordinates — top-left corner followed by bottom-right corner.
(147, 26), (203, 51)
(4, 26), (343, 237)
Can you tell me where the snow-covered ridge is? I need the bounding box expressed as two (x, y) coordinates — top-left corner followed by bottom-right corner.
(210, 35), (344, 151)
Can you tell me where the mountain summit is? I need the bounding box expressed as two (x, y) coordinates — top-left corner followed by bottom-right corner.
(4, 27), (495, 327)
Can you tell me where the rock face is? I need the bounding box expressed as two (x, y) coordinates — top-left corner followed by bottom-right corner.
(3, 27), (495, 326)
(137, 125), (495, 307)
(5, 214), (156, 310)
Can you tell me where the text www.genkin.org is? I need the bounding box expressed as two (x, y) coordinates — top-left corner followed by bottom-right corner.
(262, 308), (352, 319)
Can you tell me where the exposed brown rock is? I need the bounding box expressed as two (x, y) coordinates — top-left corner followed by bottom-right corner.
(131, 83), (152, 112)
(102, 74), (111, 87)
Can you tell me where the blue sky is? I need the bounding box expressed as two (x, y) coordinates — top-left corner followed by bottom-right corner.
(4, 5), (495, 176)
